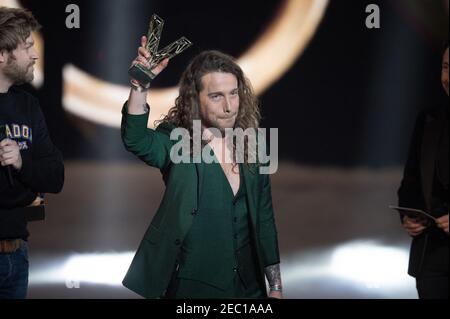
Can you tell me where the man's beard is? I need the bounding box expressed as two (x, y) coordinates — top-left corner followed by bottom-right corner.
(3, 56), (34, 85)
(211, 116), (237, 133)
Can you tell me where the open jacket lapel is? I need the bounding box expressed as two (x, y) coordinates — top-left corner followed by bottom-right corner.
(242, 164), (259, 228)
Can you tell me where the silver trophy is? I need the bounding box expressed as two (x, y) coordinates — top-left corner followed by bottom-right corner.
(129, 14), (193, 88)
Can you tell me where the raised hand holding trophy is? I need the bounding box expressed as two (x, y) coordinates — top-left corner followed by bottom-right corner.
(129, 14), (193, 88)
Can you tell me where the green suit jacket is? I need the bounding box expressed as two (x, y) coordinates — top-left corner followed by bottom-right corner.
(120, 105), (280, 298)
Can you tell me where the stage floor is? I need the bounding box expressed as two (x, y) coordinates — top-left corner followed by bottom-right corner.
(26, 161), (416, 299)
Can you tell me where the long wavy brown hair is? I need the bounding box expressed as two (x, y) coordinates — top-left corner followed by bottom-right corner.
(158, 50), (261, 165)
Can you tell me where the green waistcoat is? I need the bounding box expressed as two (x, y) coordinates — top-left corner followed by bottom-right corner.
(177, 160), (257, 291)
(120, 105), (280, 298)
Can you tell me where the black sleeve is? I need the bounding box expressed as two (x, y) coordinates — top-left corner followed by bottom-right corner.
(17, 100), (64, 194)
(397, 111), (427, 212)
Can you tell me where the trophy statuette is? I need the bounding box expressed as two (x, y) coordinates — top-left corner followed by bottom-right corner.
(129, 14), (193, 88)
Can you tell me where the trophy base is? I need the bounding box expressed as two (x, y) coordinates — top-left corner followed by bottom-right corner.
(128, 64), (156, 88)
(26, 205), (46, 222)
(0, 205), (45, 223)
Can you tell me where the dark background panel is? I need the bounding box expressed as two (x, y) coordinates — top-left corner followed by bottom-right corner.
(18, 0), (449, 166)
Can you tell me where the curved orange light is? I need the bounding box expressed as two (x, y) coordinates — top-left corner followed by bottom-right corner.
(3, 0), (329, 128)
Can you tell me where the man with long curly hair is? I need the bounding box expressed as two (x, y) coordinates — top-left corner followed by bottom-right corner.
(121, 35), (282, 299)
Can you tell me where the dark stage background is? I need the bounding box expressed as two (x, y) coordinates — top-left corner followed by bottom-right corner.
(1, 0), (448, 299)
(20, 0), (448, 166)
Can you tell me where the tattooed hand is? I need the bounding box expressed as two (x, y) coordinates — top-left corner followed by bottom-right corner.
(265, 264), (283, 299)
